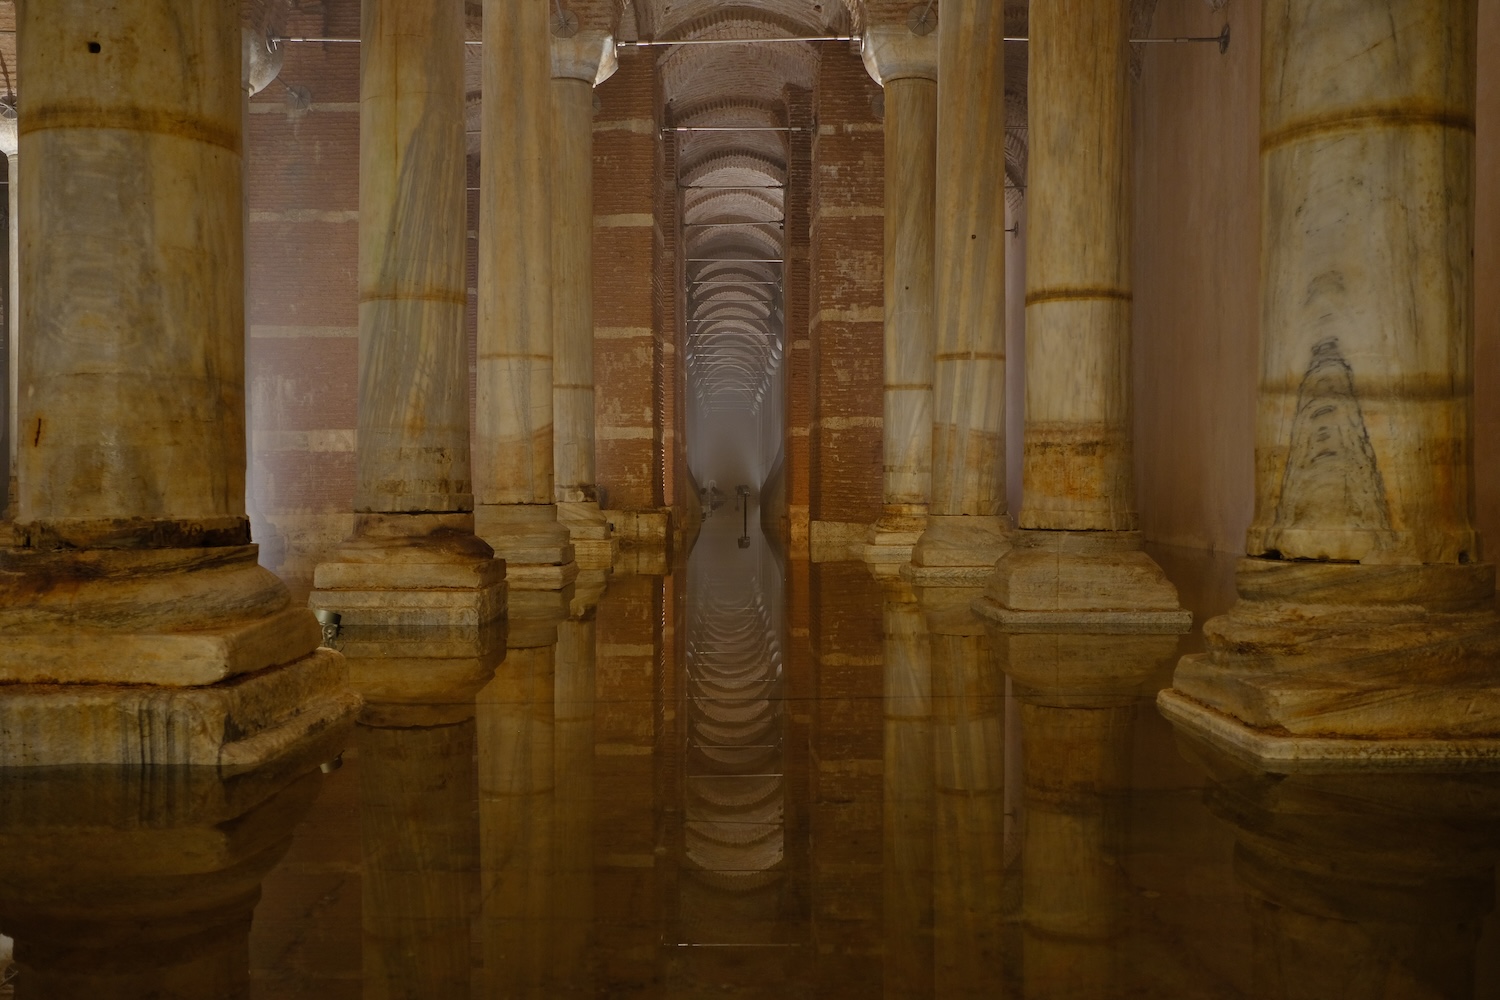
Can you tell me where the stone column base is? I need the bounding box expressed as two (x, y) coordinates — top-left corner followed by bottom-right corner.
(971, 529), (1191, 631)
(309, 512), (506, 627)
(0, 537), (362, 769)
(0, 647), (360, 770)
(476, 502), (579, 591)
(863, 504), (928, 573)
(558, 498), (617, 571)
(1160, 559), (1500, 767)
(905, 513), (1011, 586)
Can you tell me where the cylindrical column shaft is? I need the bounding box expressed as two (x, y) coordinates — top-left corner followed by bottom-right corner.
(3, 147), (13, 516)
(1246, 0), (1478, 565)
(930, 0), (1006, 519)
(19, 0), (248, 541)
(1018, 0), (1135, 532)
(475, 0), (575, 585)
(478, 0), (553, 510)
(552, 36), (616, 570)
(354, 0), (470, 514)
(882, 78), (937, 517)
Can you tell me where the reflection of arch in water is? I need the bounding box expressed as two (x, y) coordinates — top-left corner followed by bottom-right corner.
(677, 510), (789, 951)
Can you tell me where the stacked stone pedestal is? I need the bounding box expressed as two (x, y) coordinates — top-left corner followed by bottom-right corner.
(310, 514), (505, 628)
(0, 538), (360, 769)
(1161, 560), (1500, 765)
(975, 530), (1191, 635)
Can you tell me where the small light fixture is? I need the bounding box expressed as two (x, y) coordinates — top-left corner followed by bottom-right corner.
(314, 609), (342, 648)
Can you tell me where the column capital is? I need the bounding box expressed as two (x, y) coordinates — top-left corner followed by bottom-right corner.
(0, 116), (15, 157)
(552, 31), (618, 86)
(861, 23), (937, 87)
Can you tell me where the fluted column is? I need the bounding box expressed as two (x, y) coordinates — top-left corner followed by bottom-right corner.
(476, 0), (578, 590)
(909, 0), (1010, 585)
(975, 0), (1187, 633)
(0, 0), (358, 767)
(1162, 1), (1500, 759)
(309, 0), (505, 629)
(861, 26), (937, 572)
(552, 34), (618, 572)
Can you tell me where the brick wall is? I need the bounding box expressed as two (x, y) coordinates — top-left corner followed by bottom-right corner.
(593, 52), (666, 536)
(783, 87), (815, 550)
(808, 54), (885, 549)
(245, 0), (361, 597)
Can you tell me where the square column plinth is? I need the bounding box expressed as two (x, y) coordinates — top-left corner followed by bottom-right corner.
(309, 514), (507, 627)
(0, 542), (361, 770)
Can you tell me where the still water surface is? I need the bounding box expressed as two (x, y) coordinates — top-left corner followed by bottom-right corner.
(3, 509), (1500, 998)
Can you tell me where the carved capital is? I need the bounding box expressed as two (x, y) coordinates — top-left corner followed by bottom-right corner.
(0, 116), (16, 158)
(551, 31), (618, 86)
(861, 23), (938, 86)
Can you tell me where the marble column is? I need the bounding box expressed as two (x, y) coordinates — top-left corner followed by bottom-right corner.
(1161, 0), (1500, 761)
(974, 0), (1188, 634)
(861, 25), (937, 572)
(908, 0), (1010, 586)
(475, 0), (578, 590)
(1, 125), (14, 520)
(309, 0), (505, 629)
(0, 0), (359, 767)
(552, 34), (618, 572)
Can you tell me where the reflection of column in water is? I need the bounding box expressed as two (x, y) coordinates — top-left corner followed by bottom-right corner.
(924, 589), (1004, 998)
(1000, 632), (1176, 1000)
(882, 580), (933, 999)
(0, 761), (329, 1000)
(1182, 736), (1500, 1000)
(478, 625), (557, 997)
(551, 613), (596, 994)
(346, 620), (503, 1000)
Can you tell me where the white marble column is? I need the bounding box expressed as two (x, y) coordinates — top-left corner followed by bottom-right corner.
(1162, 0), (1500, 761)
(974, 0), (1187, 632)
(309, 0), (505, 628)
(552, 34), (617, 572)
(0, 0), (358, 767)
(861, 25), (937, 572)
(475, 0), (578, 590)
(909, 0), (1010, 586)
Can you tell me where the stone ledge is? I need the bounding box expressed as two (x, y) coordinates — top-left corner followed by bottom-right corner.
(972, 596), (1192, 634)
(1158, 688), (1500, 773)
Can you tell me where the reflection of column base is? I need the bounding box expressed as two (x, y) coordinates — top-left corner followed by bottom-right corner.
(1161, 558), (1500, 766)
(863, 504), (927, 572)
(506, 586), (573, 648)
(0, 647), (359, 770)
(906, 513), (1010, 586)
(309, 512), (506, 627)
(558, 499), (617, 571)
(476, 502), (578, 591)
(338, 620), (506, 727)
(972, 529), (1190, 631)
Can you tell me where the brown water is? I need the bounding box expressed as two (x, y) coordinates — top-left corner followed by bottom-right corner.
(2, 511), (1499, 998)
